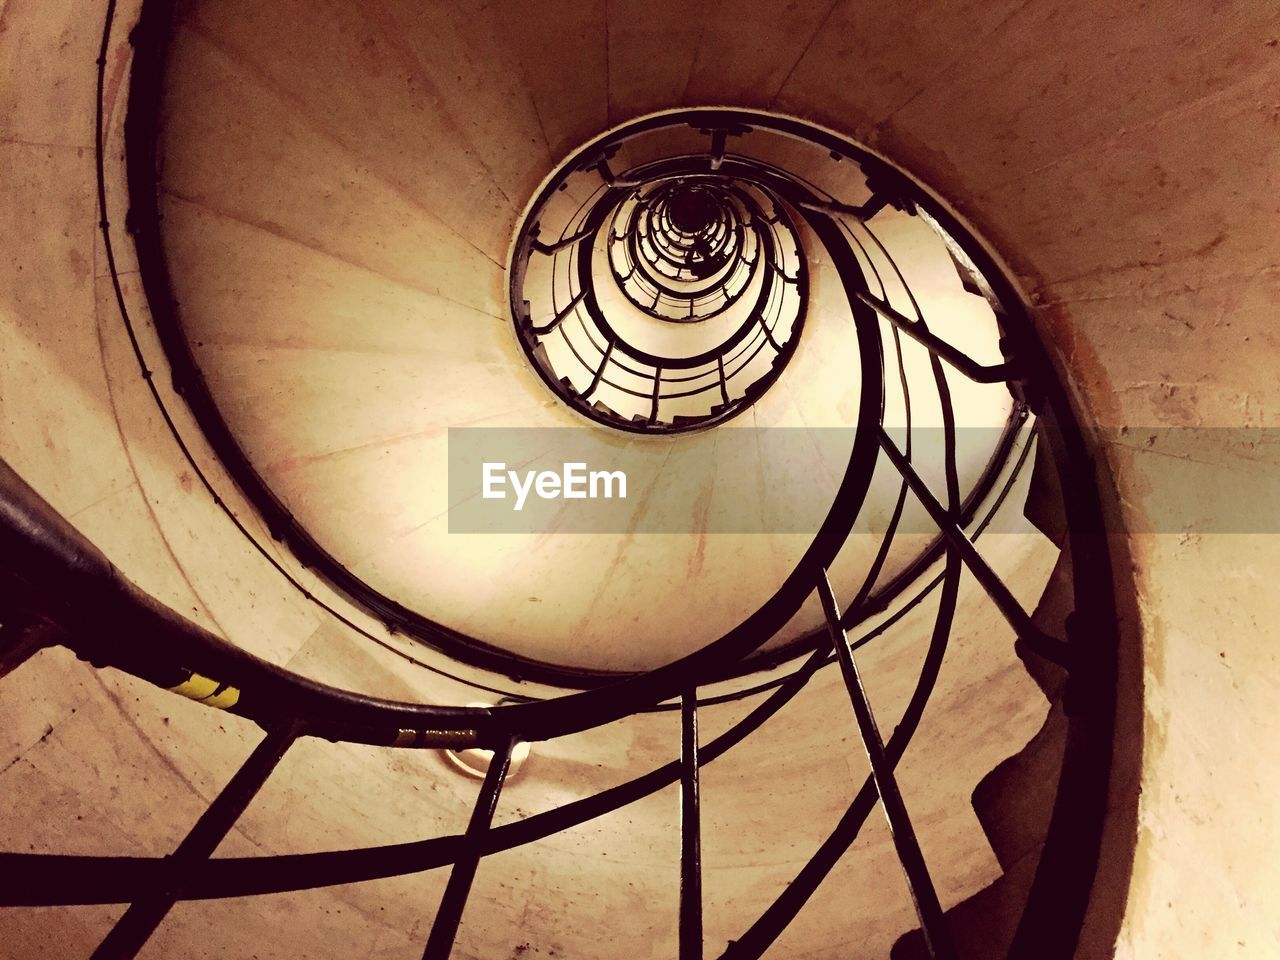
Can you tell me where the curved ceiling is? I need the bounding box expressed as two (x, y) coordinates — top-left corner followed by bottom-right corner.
(147, 0), (1023, 678)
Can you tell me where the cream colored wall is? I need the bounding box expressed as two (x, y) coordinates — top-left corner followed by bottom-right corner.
(2, 0), (1277, 957)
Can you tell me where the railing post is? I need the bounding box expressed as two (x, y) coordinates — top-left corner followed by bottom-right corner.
(422, 737), (516, 960)
(582, 341), (615, 401)
(530, 288), (587, 335)
(817, 570), (959, 960)
(91, 721), (302, 960)
(680, 691), (703, 960)
(874, 425), (1073, 669)
(856, 291), (1014, 383)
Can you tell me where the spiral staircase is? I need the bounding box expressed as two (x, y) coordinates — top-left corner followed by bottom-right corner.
(3, 1), (1279, 959)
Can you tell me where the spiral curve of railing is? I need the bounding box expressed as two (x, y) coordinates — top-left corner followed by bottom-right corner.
(0, 4), (1123, 960)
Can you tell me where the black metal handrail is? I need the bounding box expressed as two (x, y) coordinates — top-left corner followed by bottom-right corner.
(0, 8), (1125, 959)
(0, 422), (1042, 912)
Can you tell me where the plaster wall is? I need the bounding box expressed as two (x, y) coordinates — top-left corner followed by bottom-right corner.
(2, 0), (1277, 957)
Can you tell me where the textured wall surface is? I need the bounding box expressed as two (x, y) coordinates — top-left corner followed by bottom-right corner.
(1, 0), (1277, 957)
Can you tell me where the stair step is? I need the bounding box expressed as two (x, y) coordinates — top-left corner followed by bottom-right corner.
(1022, 545), (1075, 699)
(1022, 430), (1067, 547)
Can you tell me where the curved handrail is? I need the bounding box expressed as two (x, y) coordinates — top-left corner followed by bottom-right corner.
(0, 410), (1039, 908)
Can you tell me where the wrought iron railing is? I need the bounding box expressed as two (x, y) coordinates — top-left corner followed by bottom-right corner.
(607, 181), (758, 322)
(511, 154), (807, 432)
(0, 4), (1122, 960)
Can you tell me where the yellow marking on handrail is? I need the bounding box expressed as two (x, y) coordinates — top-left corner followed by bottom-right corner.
(168, 673), (219, 700)
(167, 673), (240, 710)
(201, 687), (240, 710)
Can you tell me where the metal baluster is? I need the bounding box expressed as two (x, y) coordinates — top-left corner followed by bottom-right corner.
(680, 691), (703, 960)
(716, 356), (729, 407)
(856, 291), (1013, 383)
(422, 737), (516, 960)
(875, 425), (1073, 668)
(531, 226), (595, 255)
(582, 341), (615, 401)
(530, 289), (588, 335)
(757, 311), (783, 351)
(817, 570), (958, 960)
(709, 130), (727, 171)
(91, 722), (302, 960)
